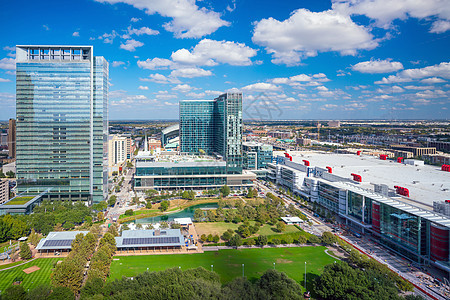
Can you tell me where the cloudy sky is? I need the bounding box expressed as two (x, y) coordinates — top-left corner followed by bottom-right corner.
(0, 0), (449, 120)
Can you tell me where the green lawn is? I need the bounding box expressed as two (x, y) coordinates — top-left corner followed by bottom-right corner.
(0, 258), (61, 291)
(4, 196), (34, 205)
(109, 247), (335, 291)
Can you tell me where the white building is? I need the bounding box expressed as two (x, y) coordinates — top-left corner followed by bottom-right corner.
(108, 135), (131, 176)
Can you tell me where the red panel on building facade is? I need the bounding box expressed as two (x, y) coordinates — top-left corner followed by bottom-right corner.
(430, 224), (450, 262)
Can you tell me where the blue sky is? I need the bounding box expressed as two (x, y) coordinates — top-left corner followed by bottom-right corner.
(0, 0), (449, 120)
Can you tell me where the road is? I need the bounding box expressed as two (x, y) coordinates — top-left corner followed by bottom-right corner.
(107, 167), (137, 223)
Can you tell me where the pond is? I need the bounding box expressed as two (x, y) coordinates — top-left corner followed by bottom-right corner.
(126, 202), (219, 224)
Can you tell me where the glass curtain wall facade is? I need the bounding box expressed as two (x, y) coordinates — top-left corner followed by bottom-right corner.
(15, 46), (108, 204)
(179, 93), (243, 174)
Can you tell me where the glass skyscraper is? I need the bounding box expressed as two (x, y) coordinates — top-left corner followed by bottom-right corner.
(179, 93), (243, 174)
(15, 45), (108, 204)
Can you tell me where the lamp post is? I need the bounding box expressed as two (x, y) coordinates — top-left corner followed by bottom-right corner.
(242, 264), (244, 277)
(273, 262), (275, 270)
(211, 264), (213, 272)
(304, 262), (307, 290)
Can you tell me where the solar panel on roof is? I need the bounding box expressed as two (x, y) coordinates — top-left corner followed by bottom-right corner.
(122, 237), (180, 245)
(43, 239), (73, 247)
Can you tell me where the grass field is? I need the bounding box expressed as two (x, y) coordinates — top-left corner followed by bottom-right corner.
(109, 247), (335, 291)
(0, 258), (60, 291)
(195, 221), (300, 242)
(0, 261), (23, 270)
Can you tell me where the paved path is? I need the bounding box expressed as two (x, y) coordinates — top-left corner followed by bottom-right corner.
(0, 257), (37, 271)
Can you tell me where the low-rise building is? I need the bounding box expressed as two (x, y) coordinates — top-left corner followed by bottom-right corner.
(296, 138), (312, 146)
(391, 145), (437, 156)
(115, 229), (185, 252)
(36, 231), (89, 254)
(134, 160), (255, 191)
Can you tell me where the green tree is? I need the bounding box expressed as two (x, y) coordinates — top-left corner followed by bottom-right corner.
(275, 221), (286, 232)
(221, 229), (234, 241)
(124, 209), (133, 216)
(228, 234), (243, 248)
(246, 188), (254, 198)
(297, 235), (307, 244)
(308, 235), (320, 244)
(4, 285), (26, 300)
(0, 170), (5, 178)
(97, 211), (104, 221)
(160, 221), (169, 229)
(19, 241), (32, 260)
(48, 286), (75, 300)
(193, 208), (204, 222)
(159, 200), (169, 211)
(220, 185), (231, 197)
(256, 235), (268, 246)
(6, 170), (15, 178)
(321, 231), (338, 245)
(108, 195), (117, 206)
(213, 235), (220, 243)
(26, 284), (52, 300)
(145, 201), (152, 209)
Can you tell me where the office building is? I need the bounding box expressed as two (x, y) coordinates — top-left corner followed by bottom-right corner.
(391, 145), (437, 157)
(268, 151), (450, 274)
(15, 45), (108, 204)
(8, 119), (16, 159)
(0, 179), (9, 205)
(243, 142), (273, 170)
(0, 133), (7, 146)
(180, 93), (243, 174)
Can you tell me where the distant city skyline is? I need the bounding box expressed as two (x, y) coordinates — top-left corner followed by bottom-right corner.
(0, 0), (449, 120)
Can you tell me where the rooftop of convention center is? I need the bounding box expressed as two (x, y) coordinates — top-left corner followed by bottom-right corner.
(275, 150), (450, 207)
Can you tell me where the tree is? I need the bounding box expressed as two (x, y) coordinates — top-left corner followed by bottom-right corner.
(221, 229), (234, 241)
(97, 211), (104, 221)
(0, 170), (5, 178)
(20, 241), (32, 260)
(108, 195), (117, 206)
(220, 185), (230, 197)
(193, 208), (204, 222)
(124, 209), (133, 216)
(160, 221), (169, 229)
(200, 234), (207, 242)
(246, 188), (254, 198)
(146, 201), (152, 209)
(275, 221), (286, 232)
(4, 285), (26, 300)
(135, 223), (143, 229)
(321, 231), (338, 245)
(256, 235), (268, 246)
(213, 235), (220, 243)
(228, 234), (243, 248)
(308, 235), (320, 244)
(171, 223), (181, 229)
(6, 170), (15, 178)
(48, 286), (75, 300)
(159, 200), (169, 211)
(207, 234), (214, 242)
(26, 284), (52, 300)
(271, 238), (281, 245)
(297, 235), (307, 244)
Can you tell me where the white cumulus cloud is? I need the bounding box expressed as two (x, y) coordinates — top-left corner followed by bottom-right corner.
(112, 61), (125, 67)
(171, 39), (257, 66)
(170, 67), (212, 78)
(94, 0), (229, 38)
(138, 85), (149, 90)
(252, 8), (378, 65)
(332, 0), (450, 33)
(375, 62), (450, 84)
(242, 82), (280, 92)
(120, 39), (144, 51)
(0, 57), (15, 70)
(172, 84), (192, 93)
(352, 59), (404, 73)
(137, 58), (173, 70)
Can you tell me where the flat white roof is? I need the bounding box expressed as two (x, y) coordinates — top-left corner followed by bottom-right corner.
(281, 217), (303, 223)
(281, 151), (450, 207)
(174, 217), (193, 225)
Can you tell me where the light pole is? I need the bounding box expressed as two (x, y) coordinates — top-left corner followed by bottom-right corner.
(242, 264), (244, 277)
(273, 262), (275, 270)
(304, 262), (307, 290)
(211, 264), (213, 272)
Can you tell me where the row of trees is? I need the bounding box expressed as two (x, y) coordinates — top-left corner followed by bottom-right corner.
(86, 225), (118, 282)
(0, 170), (14, 178)
(75, 267), (304, 300)
(51, 226), (99, 294)
(314, 262), (419, 300)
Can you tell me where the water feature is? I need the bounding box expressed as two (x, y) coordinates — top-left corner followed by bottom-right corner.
(126, 202), (219, 224)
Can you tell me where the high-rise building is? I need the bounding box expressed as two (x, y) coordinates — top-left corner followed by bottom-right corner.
(108, 134), (131, 176)
(15, 45), (108, 204)
(0, 179), (9, 205)
(180, 93), (243, 174)
(8, 118), (16, 159)
(243, 142), (273, 170)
